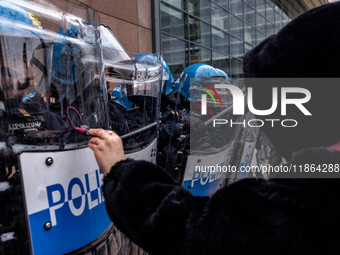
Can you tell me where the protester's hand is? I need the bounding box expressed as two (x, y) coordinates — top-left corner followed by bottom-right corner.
(88, 129), (125, 175)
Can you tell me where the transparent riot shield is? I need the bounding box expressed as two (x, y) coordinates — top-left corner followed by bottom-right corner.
(189, 78), (280, 183)
(188, 78), (275, 185)
(157, 67), (242, 196)
(106, 58), (162, 161)
(99, 24), (131, 64)
(100, 25), (162, 253)
(234, 79), (281, 180)
(101, 26), (162, 162)
(186, 76), (243, 196)
(0, 1), (114, 254)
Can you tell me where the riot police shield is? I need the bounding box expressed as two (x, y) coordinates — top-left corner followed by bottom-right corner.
(101, 27), (162, 161)
(0, 1), (114, 254)
(189, 78), (279, 184)
(157, 63), (242, 196)
(188, 76), (243, 196)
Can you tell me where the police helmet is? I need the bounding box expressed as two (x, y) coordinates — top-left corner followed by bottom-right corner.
(110, 85), (134, 109)
(178, 63), (226, 101)
(134, 53), (174, 96)
(215, 68), (230, 82)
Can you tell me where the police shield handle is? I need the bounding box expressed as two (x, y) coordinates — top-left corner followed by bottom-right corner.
(88, 129), (125, 176)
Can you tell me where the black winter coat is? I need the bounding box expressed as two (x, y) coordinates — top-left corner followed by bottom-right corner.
(103, 147), (340, 255)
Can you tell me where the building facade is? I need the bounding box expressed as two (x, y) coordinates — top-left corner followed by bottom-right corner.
(43, 0), (153, 54)
(154, 0), (328, 79)
(43, 0), (328, 78)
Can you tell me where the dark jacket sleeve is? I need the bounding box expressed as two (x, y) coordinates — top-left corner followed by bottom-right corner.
(103, 148), (340, 255)
(103, 159), (208, 254)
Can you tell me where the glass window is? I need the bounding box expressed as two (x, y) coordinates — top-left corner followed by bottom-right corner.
(266, 5), (274, 23)
(274, 5), (281, 14)
(244, 25), (255, 45)
(213, 0), (228, 10)
(245, 43), (253, 53)
(229, 0), (243, 18)
(230, 15), (243, 39)
(230, 36), (243, 58)
(161, 34), (188, 79)
(265, 23), (275, 36)
(275, 10), (282, 28)
(162, 0), (182, 9)
(256, 13), (265, 32)
(211, 3), (228, 31)
(186, 0), (210, 22)
(256, 30), (265, 45)
(189, 16), (211, 47)
(212, 28), (229, 54)
(282, 11), (290, 27)
(161, 4), (185, 38)
(212, 51), (230, 75)
(282, 19), (290, 27)
(256, 0), (266, 16)
(244, 0), (255, 8)
(159, 0), (296, 79)
(266, 0), (274, 8)
(189, 44), (212, 64)
(231, 57), (243, 78)
(245, 5), (255, 26)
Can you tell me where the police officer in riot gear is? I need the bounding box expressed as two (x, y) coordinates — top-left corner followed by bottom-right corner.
(101, 26), (163, 161)
(157, 63), (233, 186)
(0, 1), (112, 254)
(0, 3), (73, 253)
